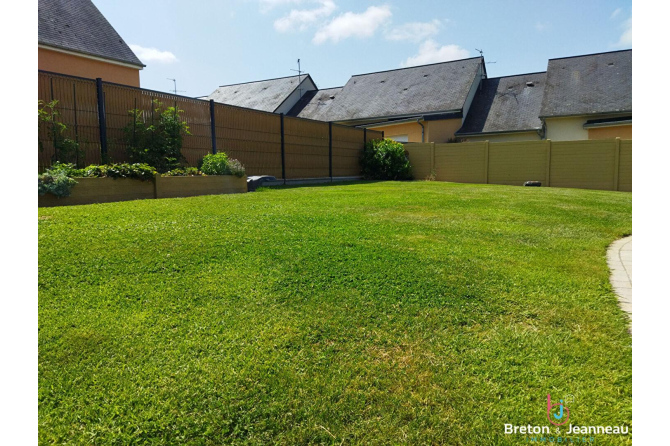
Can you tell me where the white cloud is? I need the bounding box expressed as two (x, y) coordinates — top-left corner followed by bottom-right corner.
(385, 19), (441, 43)
(400, 40), (470, 67)
(274, 0), (336, 32)
(610, 8), (622, 19)
(615, 17), (632, 47)
(312, 5), (392, 44)
(129, 44), (178, 64)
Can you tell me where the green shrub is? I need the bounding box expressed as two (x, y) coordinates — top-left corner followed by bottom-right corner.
(162, 167), (203, 177)
(124, 100), (190, 172)
(360, 139), (412, 180)
(38, 167), (78, 198)
(77, 163), (156, 181)
(200, 153), (229, 175)
(200, 153), (246, 177)
(38, 100), (84, 166)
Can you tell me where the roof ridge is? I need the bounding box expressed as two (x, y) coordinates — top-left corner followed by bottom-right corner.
(548, 49), (631, 62)
(218, 73), (310, 88)
(350, 56), (482, 78)
(484, 71), (546, 80)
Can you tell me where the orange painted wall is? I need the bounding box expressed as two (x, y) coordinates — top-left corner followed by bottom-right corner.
(372, 121), (424, 142)
(588, 125), (632, 140)
(39, 47), (141, 87)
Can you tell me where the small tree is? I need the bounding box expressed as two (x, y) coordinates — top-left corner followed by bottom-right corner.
(38, 100), (83, 166)
(124, 100), (191, 172)
(360, 139), (412, 180)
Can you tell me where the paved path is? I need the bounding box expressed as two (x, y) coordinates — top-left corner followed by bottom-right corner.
(607, 236), (632, 324)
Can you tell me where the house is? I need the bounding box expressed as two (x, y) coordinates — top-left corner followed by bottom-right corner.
(455, 72), (547, 142)
(38, 0), (144, 86)
(202, 74), (317, 114)
(539, 50), (632, 140)
(288, 57), (486, 143)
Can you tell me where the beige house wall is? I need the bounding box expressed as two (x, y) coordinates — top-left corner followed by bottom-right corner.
(368, 118), (462, 143)
(370, 121), (424, 142)
(462, 131), (541, 143)
(424, 119), (464, 143)
(39, 47), (141, 87)
(545, 114), (632, 141)
(403, 138), (631, 191)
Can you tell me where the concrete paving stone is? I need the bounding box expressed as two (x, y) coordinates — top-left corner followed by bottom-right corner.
(606, 235), (632, 327)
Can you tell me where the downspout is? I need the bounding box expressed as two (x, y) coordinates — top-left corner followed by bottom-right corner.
(417, 118), (425, 143)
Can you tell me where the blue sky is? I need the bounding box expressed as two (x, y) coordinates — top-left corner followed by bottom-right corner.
(95, 0), (631, 98)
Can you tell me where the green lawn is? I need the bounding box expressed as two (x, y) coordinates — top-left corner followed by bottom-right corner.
(38, 181), (632, 445)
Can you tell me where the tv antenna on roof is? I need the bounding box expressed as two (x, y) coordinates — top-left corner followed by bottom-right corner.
(167, 78), (186, 95)
(290, 59), (304, 98)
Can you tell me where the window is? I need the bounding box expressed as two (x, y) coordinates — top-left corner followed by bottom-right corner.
(388, 134), (409, 143)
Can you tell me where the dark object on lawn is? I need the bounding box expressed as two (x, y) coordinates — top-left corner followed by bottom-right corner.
(247, 175), (277, 191)
(524, 181), (542, 187)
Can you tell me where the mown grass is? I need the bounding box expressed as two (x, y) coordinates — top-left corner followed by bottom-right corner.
(38, 182), (632, 445)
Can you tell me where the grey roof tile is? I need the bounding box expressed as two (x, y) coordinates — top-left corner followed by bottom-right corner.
(38, 0), (144, 67)
(205, 75), (311, 113)
(293, 57), (483, 122)
(540, 50), (632, 118)
(287, 87), (343, 120)
(457, 72), (546, 135)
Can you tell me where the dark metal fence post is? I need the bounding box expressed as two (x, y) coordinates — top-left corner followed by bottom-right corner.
(280, 113), (286, 183)
(95, 78), (108, 161)
(328, 122), (333, 181)
(209, 100), (217, 154)
(73, 83), (79, 166)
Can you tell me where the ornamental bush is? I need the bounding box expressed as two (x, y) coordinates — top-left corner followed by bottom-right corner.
(360, 139), (412, 180)
(38, 165), (78, 197)
(124, 100), (190, 173)
(200, 153), (246, 177)
(200, 153), (229, 175)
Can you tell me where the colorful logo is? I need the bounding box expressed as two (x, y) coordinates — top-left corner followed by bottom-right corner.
(547, 394), (570, 426)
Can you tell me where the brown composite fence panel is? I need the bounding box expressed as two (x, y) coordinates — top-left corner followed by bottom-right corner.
(284, 116), (329, 179)
(39, 70), (374, 180)
(331, 125), (365, 177)
(550, 140), (617, 190)
(403, 139), (632, 191)
(434, 142), (487, 183)
(488, 141), (548, 186)
(618, 140), (632, 192)
(404, 143), (433, 180)
(214, 104), (282, 178)
(102, 83), (212, 166)
(38, 72), (101, 171)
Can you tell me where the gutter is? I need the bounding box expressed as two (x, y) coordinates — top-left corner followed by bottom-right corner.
(417, 118), (425, 143)
(455, 128), (543, 137)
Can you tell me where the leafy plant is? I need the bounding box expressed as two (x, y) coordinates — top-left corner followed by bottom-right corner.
(38, 100), (84, 166)
(124, 100), (191, 172)
(77, 163), (156, 181)
(199, 153), (246, 177)
(227, 159), (246, 178)
(162, 167), (203, 177)
(38, 166), (78, 198)
(200, 153), (229, 175)
(360, 139), (412, 180)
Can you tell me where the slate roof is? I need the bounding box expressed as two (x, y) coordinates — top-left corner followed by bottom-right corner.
(205, 75), (313, 113)
(287, 87), (343, 120)
(540, 50), (632, 118)
(457, 72), (546, 135)
(38, 0), (144, 67)
(292, 57), (483, 122)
